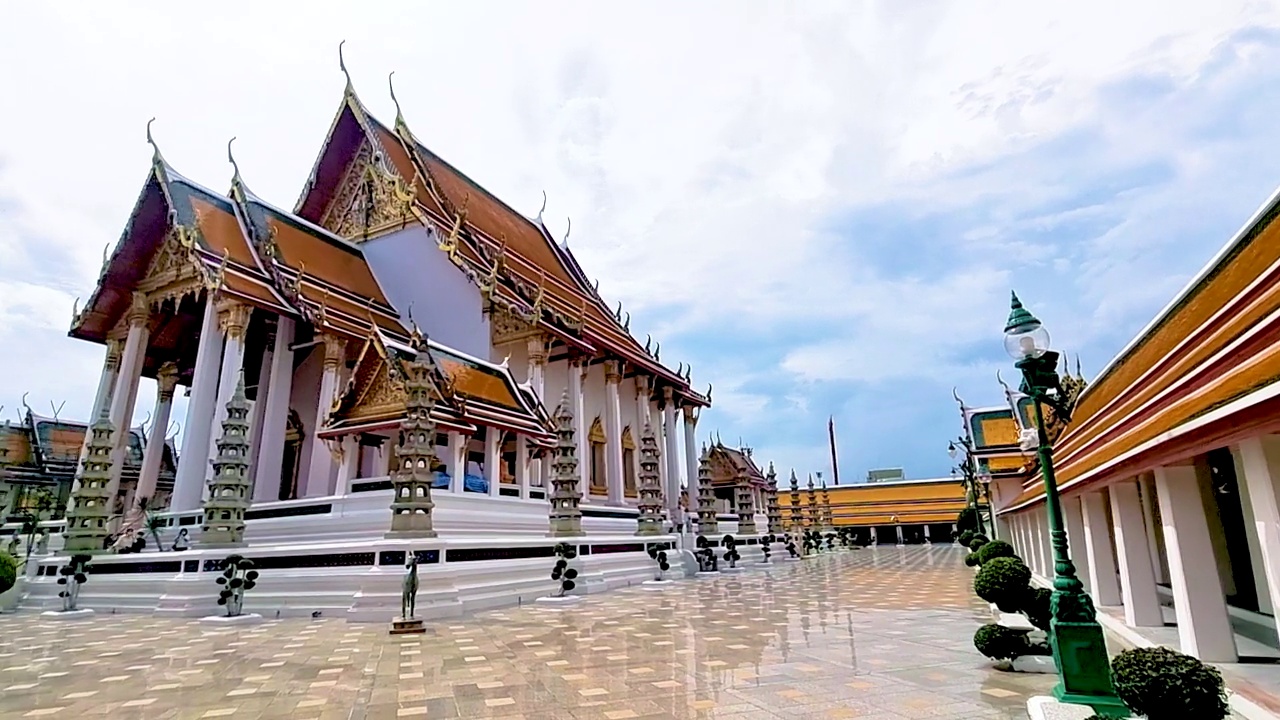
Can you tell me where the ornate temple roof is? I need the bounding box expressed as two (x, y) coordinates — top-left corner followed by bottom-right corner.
(320, 330), (554, 444)
(293, 76), (708, 407)
(705, 443), (766, 487)
(0, 409), (175, 485)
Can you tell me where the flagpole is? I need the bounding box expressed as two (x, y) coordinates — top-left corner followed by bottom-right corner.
(828, 416), (840, 485)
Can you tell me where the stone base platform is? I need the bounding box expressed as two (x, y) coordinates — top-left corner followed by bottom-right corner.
(390, 617), (426, 634)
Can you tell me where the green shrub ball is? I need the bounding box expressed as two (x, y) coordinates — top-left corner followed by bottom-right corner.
(0, 552), (16, 595)
(973, 623), (1029, 660)
(1111, 647), (1229, 720)
(957, 530), (976, 548)
(964, 553), (980, 567)
(973, 557), (1031, 611)
(967, 533), (990, 550)
(1020, 587), (1052, 632)
(975, 540), (1016, 565)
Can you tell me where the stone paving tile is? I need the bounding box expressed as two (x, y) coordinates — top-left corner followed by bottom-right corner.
(0, 546), (1054, 719)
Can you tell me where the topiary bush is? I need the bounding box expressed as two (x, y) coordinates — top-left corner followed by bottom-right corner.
(974, 557), (1031, 611)
(965, 553), (981, 567)
(1111, 647), (1230, 720)
(967, 533), (990, 550)
(974, 539), (1015, 565)
(0, 552), (16, 595)
(957, 507), (981, 533)
(958, 530), (976, 548)
(1019, 587), (1052, 632)
(973, 623), (1037, 660)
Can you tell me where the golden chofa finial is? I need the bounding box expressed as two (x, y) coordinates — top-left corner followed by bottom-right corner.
(227, 136), (244, 190)
(338, 40), (353, 91)
(388, 71), (407, 132)
(145, 117), (165, 165)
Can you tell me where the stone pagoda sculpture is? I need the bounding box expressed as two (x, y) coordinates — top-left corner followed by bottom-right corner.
(548, 391), (584, 537)
(200, 374), (252, 547)
(696, 446), (718, 536)
(634, 423), (664, 536)
(64, 408), (115, 554)
(788, 470), (803, 530)
(806, 475), (819, 528)
(765, 463), (783, 535)
(735, 470), (757, 535)
(386, 337), (440, 539)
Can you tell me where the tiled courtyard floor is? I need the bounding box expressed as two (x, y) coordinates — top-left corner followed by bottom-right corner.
(0, 545), (1052, 719)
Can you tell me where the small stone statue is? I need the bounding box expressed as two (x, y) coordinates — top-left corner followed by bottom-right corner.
(401, 556), (419, 620)
(171, 528), (189, 552)
(5, 535), (18, 558)
(34, 530), (49, 555)
(112, 528), (136, 553)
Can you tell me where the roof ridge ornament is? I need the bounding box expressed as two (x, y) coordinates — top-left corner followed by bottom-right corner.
(227, 136), (245, 196)
(562, 217), (571, 249)
(145, 117), (165, 167)
(339, 40), (353, 94)
(538, 191), (547, 222)
(388, 71), (407, 133)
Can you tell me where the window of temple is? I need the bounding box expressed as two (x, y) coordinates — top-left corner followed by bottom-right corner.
(589, 416), (606, 496)
(622, 426), (637, 498)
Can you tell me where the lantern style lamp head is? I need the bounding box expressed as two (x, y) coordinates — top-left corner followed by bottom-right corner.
(1004, 291), (1051, 361)
(948, 441), (957, 459)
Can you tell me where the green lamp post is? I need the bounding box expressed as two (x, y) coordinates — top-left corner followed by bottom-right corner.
(1004, 291), (1126, 716)
(948, 438), (988, 536)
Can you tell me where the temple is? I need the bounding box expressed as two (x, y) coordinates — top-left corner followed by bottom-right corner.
(11, 54), (720, 619)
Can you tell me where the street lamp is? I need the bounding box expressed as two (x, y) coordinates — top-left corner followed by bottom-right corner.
(1004, 292), (1125, 716)
(947, 437), (987, 536)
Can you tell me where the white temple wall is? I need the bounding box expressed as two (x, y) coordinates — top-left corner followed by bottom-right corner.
(543, 357), (570, 408)
(499, 339), (531, 380)
(289, 343), (325, 495)
(362, 226), (490, 358)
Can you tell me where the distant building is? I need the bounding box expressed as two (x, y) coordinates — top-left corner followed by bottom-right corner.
(0, 409), (176, 522)
(865, 468), (906, 483)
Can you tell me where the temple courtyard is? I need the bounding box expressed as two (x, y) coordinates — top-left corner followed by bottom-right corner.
(0, 546), (1058, 719)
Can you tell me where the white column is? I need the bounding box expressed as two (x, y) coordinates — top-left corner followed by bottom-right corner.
(683, 406), (699, 516)
(1081, 490), (1122, 605)
(604, 361), (624, 505)
(131, 362), (179, 511)
(1235, 436), (1280, 625)
(1138, 473), (1169, 586)
(66, 338), (124, 512)
(447, 431), (466, 493)
(173, 298), (224, 511)
(1063, 495), (1092, 594)
(1231, 442), (1275, 617)
(662, 387), (680, 515)
(337, 435), (359, 494)
(303, 334), (344, 497)
(1155, 463), (1238, 662)
(244, 341), (274, 488)
(526, 337), (547, 491)
(205, 301), (250, 499)
(516, 435), (530, 499)
(253, 317), (295, 503)
(485, 428), (501, 497)
(1110, 479), (1164, 627)
(568, 358), (586, 497)
(1037, 512), (1054, 578)
(105, 293), (151, 518)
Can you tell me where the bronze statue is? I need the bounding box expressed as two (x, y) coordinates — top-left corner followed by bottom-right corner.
(401, 556), (419, 619)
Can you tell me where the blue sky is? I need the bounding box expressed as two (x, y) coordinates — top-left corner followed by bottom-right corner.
(1, 2), (1279, 484)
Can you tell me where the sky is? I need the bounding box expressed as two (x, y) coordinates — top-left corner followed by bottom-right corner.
(2, 1), (1280, 484)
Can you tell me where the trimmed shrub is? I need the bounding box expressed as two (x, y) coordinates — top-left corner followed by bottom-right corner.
(974, 557), (1031, 611)
(1020, 587), (1052, 632)
(1111, 647), (1229, 720)
(964, 553), (981, 567)
(957, 530), (976, 548)
(973, 623), (1032, 660)
(0, 552), (16, 595)
(974, 540), (1016, 565)
(957, 507), (981, 533)
(967, 533), (990, 550)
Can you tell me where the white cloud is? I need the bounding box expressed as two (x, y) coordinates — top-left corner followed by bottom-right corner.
(0, 1), (1276, 477)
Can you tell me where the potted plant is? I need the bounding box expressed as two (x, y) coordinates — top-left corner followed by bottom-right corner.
(550, 543), (580, 597)
(694, 536), (719, 573)
(215, 554), (260, 618)
(56, 554), (93, 613)
(137, 496), (166, 552)
(760, 534), (774, 563)
(721, 535), (741, 571)
(646, 546), (671, 582)
(1111, 647), (1230, 720)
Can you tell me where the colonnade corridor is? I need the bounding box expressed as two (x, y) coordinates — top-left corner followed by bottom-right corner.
(0, 546), (1054, 719)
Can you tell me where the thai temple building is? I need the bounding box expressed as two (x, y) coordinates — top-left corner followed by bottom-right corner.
(0, 407), (176, 522)
(10, 56), (725, 618)
(990, 184), (1280, 684)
